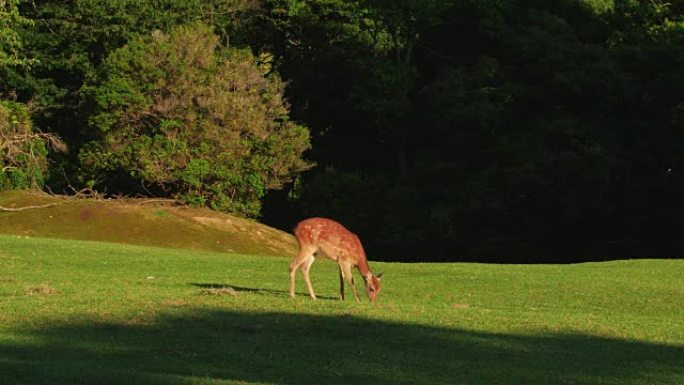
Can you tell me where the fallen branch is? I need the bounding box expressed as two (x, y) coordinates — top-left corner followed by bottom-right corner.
(0, 187), (92, 212)
(0, 202), (64, 211)
(66, 186), (103, 200)
(0, 188), (178, 212)
(138, 198), (181, 205)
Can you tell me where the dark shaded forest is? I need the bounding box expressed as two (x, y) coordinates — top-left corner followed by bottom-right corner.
(1, 0), (684, 262)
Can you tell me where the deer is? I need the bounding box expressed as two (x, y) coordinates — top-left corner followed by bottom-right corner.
(289, 217), (383, 303)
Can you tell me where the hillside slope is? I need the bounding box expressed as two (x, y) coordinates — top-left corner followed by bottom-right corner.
(0, 190), (297, 257)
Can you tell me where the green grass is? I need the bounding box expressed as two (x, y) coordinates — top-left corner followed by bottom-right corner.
(1, 235), (682, 384)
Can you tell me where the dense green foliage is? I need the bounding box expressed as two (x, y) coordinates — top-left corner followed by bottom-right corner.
(0, 0), (32, 67)
(2, 0), (684, 260)
(253, 0), (684, 261)
(80, 23), (310, 215)
(0, 2), (52, 189)
(0, 100), (64, 189)
(0, 235), (682, 384)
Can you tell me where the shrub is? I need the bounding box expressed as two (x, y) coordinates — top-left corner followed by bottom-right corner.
(0, 100), (65, 190)
(80, 22), (311, 216)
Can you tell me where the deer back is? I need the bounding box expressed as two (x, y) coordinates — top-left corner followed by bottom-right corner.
(295, 217), (366, 264)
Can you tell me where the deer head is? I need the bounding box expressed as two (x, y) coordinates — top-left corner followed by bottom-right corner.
(364, 273), (383, 302)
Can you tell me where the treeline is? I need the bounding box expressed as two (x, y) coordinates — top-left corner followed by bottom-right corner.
(1, 0), (684, 262)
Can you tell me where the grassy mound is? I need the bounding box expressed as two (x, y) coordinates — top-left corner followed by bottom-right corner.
(0, 190), (297, 257)
(0, 235), (682, 384)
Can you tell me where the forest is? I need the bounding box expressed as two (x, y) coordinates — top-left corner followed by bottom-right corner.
(1, 0), (683, 262)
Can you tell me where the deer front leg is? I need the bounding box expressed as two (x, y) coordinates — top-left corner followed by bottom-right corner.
(339, 265), (345, 300)
(341, 263), (361, 303)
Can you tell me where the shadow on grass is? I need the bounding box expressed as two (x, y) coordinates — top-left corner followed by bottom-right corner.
(191, 282), (338, 300)
(1, 309), (682, 385)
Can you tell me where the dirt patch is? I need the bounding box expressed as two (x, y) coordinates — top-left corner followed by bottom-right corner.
(79, 207), (91, 222)
(199, 287), (239, 296)
(26, 283), (59, 295)
(126, 312), (156, 325)
(161, 299), (188, 307)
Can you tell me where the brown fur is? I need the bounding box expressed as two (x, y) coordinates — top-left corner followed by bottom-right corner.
(289, 217), (382, 302)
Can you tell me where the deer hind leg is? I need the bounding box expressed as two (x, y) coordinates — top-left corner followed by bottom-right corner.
(289, 246), (316, 299)
(300, 255), (317, 300)
(341, 262), (361, 303)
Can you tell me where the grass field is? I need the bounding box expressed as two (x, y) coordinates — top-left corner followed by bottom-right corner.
(0, 234), (682, 384)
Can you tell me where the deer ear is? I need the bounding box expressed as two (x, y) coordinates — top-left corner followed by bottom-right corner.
(376, 273), (384, 280)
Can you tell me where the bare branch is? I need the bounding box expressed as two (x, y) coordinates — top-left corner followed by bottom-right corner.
(0, 202), (63, 211)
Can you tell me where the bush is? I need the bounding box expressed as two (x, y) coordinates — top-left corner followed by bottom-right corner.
(0, 100), (65, 190)
(80, 22), (311, 216)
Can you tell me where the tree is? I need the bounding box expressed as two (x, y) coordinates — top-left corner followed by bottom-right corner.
(257, 0), (684, 261)
(0, 100), (66, 189)
(1, 1), (65, 190)
(0, 0), (33, 68)
(80, 22), (311, 216)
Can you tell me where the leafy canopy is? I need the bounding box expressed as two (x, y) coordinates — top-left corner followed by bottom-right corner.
(0, 100), (66, 190)
(0, 0), (34, 67)
(81, 22), (311, 216)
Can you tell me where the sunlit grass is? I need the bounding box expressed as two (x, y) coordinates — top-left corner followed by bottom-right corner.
(1, 235), (682, 384)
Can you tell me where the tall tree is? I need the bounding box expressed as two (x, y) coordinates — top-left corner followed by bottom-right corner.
(256, 0), (684, 261)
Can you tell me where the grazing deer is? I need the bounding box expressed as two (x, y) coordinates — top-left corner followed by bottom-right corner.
(289, 217), (383, 302)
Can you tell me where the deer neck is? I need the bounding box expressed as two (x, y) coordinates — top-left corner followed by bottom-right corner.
(356, 257), (372, 279)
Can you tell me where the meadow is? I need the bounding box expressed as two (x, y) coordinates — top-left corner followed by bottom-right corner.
(0, 234), (682, 384)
